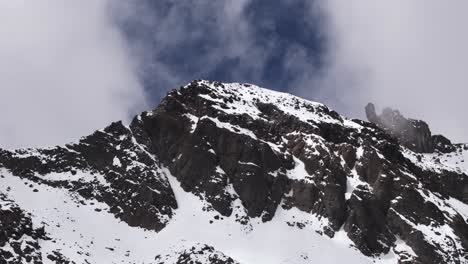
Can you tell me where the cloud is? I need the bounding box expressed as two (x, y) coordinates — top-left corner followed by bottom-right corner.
(6, 0), (463, 150)
(111, 1), (259, 98)
(113, 0), (327, 101)
(1, 0), (324, 149)
(311, 1), (468, 142)
(0, 1), (147, 149)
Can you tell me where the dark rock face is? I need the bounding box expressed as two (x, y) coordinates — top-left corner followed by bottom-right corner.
(131, 81), (467, 263)
(387, 188), (468, 264)
(344, 188), (395, 256)
(45, 251), (76, 264)
(132, 82), (295, 222)
(0, 121), (177, 232)
(432, 134), (457, 153)
(0, 193), (46, 264)
(0, 80), (467, 263)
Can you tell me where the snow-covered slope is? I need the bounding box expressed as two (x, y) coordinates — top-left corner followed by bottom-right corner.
(0, 168), (380, 264)
(1, 80), (467, 263)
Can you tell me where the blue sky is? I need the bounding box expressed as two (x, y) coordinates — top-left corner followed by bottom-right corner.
(116, 0), (327, 103)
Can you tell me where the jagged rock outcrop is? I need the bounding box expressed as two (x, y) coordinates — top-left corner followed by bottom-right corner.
(0, 121), (177, 232)
(130, 81), (467, 262)
(0, 193), (46, 264)
(0, 80), (467, 263)
(155, 244), (240, 264)
(365, 103), (456, 153)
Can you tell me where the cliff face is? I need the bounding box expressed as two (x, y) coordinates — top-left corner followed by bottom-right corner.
(0, 80), (467, 264)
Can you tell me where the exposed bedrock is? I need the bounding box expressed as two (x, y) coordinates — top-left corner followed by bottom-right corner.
(365, 103), (456, 153)
(0, 80), (467, 263)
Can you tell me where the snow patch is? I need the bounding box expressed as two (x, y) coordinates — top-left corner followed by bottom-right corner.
(112, 156), (122, 167)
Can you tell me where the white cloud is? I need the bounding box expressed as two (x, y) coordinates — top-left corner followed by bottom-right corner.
(0, 0), (147, 149)
(312, 1), (468, 142)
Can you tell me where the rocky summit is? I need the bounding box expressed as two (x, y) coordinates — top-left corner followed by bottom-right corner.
(0, 80), (467, 264)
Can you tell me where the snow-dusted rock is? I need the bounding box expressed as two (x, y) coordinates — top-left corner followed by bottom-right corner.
(0, 80), (467, 263)
(0, 121), (177, 232)
(0, 192), (46, 264)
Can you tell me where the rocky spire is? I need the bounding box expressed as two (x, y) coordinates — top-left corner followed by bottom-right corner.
(365, 103), (455, 153)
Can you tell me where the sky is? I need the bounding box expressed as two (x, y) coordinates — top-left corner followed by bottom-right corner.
(0, 0), (146, 148)
(1, 0), (467, 148)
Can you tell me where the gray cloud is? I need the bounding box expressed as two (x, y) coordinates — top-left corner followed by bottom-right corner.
(111, 0), (260, 96)
(0, 1), (147, 148)
(309, 1), (468, 142)
(6, 0), (462, 150)
(112, 0), (326, 101)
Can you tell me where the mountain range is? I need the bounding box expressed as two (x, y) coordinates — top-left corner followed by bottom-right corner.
(0, 80), (467, 263)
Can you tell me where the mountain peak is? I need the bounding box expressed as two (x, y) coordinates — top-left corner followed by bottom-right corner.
(365, 102), (456, 153)
(1, 81), (467, 263)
